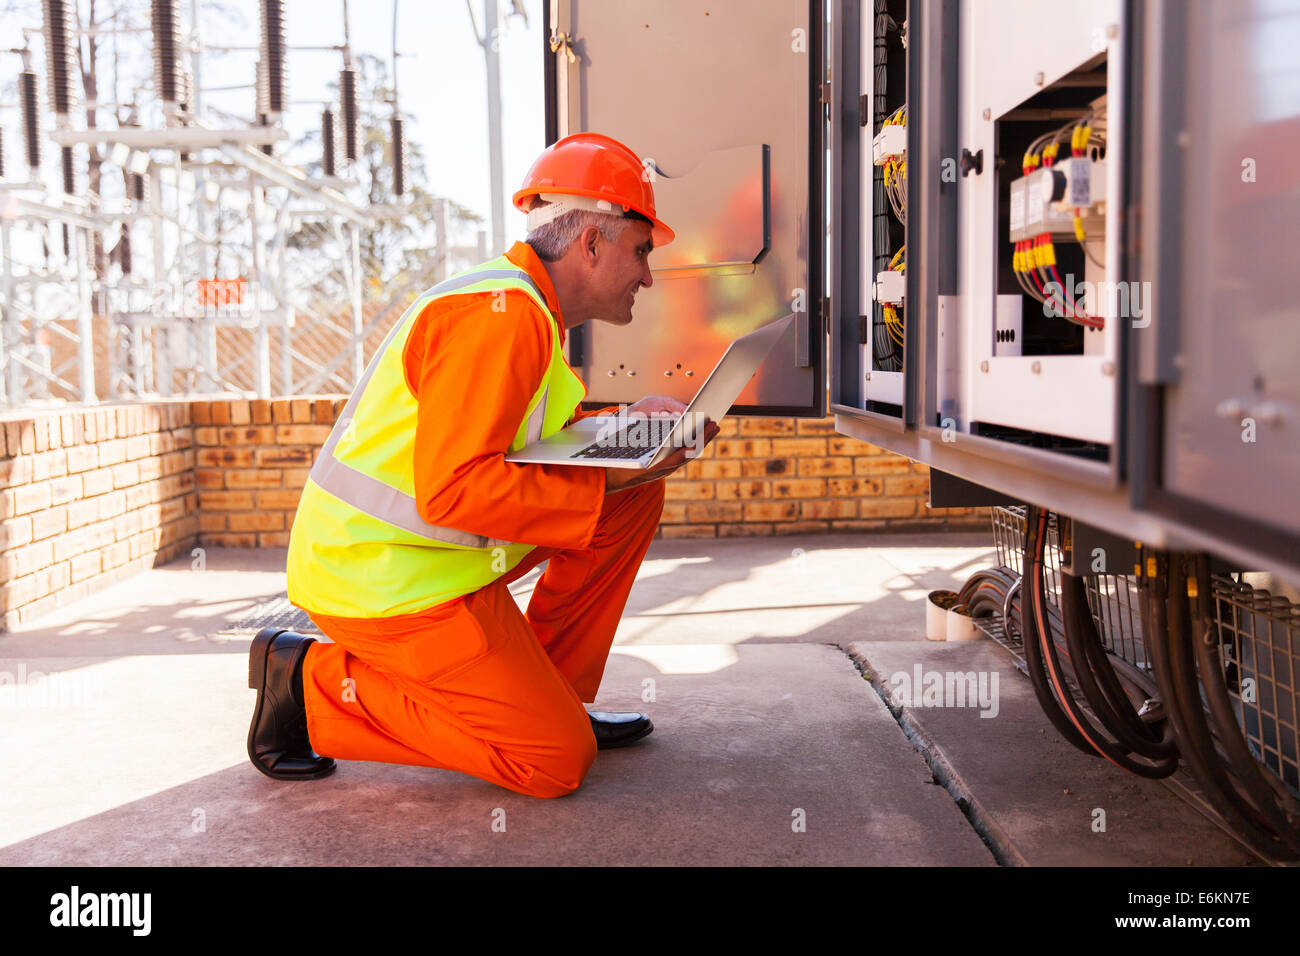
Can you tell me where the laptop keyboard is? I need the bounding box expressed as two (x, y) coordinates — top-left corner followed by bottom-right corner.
(570, 417), (680, 461)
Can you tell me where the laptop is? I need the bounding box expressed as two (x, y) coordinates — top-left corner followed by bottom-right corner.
(505, 312), (795, 470)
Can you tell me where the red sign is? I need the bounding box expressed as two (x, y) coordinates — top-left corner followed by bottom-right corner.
(197, 279), (246, 306)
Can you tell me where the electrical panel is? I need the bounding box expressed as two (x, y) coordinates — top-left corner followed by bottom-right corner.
(829, 0), (1300, 587)
(858, 0), (909, 415)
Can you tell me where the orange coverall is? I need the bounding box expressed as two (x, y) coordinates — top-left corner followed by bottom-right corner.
(298, 241), (666, 797)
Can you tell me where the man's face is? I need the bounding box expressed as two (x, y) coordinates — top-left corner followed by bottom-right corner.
(588, 220), (654, 325)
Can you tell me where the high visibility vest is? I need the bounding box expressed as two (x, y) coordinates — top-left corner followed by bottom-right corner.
(285, 255), (588, 618)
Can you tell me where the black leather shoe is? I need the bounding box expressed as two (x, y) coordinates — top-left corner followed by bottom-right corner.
(247, 627), (336, 780)
(588, 711), (654, 750)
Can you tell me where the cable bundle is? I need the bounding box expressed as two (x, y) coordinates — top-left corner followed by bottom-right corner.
(870, 0), (900, 372)
(881, 245), (905, 348)
(1013, 104), (1108, 314)
(1140, 551), (1300, 858)
(881, 105), (906, 222)
(1012, 234), (1103, 328)
(1022, 506), (1179, 778)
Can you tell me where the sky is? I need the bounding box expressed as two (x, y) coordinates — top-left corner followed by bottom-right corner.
(0, 0), (547, 248)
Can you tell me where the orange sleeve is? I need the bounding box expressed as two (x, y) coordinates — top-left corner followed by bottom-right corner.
(568, 403), (624, 424)
(402, 292), (607, 551)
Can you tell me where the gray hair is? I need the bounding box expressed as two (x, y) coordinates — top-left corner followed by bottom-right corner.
(524, 197), (632, 261)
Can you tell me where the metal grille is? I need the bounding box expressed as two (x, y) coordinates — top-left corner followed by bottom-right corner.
(224, 594), (319, 634)
(1084, 572), (1148, 671)
(1213, 579), (1300, 795)
(990, 505), (1148, 672)
(987, 505), (1300, 804)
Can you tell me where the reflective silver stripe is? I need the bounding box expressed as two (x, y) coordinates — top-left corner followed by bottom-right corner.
(307, 263), (552, 551)
(525, 385), (548, 445)
(313, 455), (517, 549)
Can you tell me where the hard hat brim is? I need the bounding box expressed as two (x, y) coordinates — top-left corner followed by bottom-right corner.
(513, 185), (675, 247)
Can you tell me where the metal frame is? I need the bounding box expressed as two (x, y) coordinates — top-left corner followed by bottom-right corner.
(543, 0), (828, 420)
(827, 0), (1300, 590)
(0, 5), (450, 408)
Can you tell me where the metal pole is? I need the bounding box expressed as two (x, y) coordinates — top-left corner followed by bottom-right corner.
(1, 218), (18, 405)
(75, 226), (96, 402)
(250, 172), (270, 398)
(483, 0), (505, 257)
(350, 222), (363, 385)
(435, 197), (449, 280)
(191, 0), (220, 392)
(190, 0), (203, 122)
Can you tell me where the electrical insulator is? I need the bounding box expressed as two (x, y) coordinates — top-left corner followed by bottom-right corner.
(340, 67), (359, 162)
(20, 71), (41, 170)
(60, 145), (75, 194)
(151, 0), (183, 106)
(178, 64), (194, 119)
(255, 57), (268, 117)
(321, 108), (337, 177)
(391, 114), (407, 197)
(128, 171), (149, 203)
(258, 113), (274, 157)
(260, 0), (288, 116)
(119, 225), (132, 276)
(41, 0), (78, 118)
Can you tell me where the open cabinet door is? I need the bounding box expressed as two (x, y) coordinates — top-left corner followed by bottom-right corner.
(543, 0), (827, 416)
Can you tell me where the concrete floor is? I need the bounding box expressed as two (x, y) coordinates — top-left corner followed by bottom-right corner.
(0, 533), (1259, 865)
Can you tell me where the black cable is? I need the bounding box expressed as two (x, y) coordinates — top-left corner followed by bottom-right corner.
(1187, 554), (1300, 854)
(1060, 568), (1179, 765)
(1143, 550), (1288, 854)
(1028, 512), (1179, 777)
(1022, 506), (1096, 754)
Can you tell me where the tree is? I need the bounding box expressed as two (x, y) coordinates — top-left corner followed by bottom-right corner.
(288, 52), (483, 288)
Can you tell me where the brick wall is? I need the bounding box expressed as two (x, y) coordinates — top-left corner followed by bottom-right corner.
(665, 416), (981, 538)
(187, 397), (986, 543)
(194, 397), (343, 548)
(0, 395), (986, 629)
(0, 403), (197, 629)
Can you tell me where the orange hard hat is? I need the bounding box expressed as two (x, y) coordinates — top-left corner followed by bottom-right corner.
(513, 132), (675, 247)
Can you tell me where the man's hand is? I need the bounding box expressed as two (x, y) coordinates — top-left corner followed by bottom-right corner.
(624, 394), (688, 419)
(604, 418), (721, 494)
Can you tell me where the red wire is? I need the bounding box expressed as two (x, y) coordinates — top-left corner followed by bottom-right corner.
(1032, 511), (1131, 772)
(1048, 262), (1103, 328)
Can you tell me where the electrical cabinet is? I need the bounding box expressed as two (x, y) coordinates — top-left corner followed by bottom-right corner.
(543, 0), (1300, 588)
